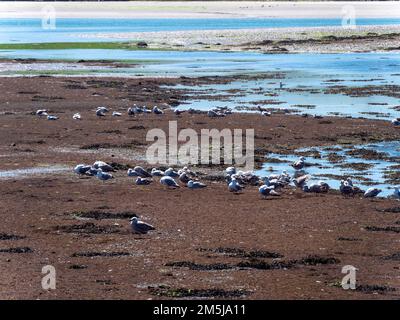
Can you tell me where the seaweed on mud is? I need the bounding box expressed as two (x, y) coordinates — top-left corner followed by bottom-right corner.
(376, 207), (400, 214)
(73, 210), (138, 220)
(165, 261), (234, 271)
(109, 162), (133, 171)
(198, 247), (283, 259)
(0, 247), (33, 254)
(80, 140), (145, 150)
(0, 233), (26, 241)
(295, 255), (340, 266)
(337, 162), (374, 171)
(148, 285), (249, 298)
(69, 264), (88, 270)
(71, 251), (130, 258)
(365, 226), (400, 233)
(356, 284), (396, 294)
(345, 148), (388, 160)
(383, 252), (400, 261)
(326, 153), (345, 163)
(128, 125), (146, 130)
(383, 171), (400, 184)
(237, 259), (293, 270)
(201, 174), (226, 182)
(337, 237), (362, 242)
(55, 222), (121, 234)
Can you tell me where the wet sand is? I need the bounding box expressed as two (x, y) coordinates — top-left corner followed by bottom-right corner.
(1, 76), (400, 299)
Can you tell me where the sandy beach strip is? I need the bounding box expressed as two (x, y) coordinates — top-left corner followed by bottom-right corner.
(79, 24), (400, 53)
(1, 1), (400, 19)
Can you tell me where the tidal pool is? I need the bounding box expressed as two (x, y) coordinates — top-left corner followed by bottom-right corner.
(0, 165), (69, 179)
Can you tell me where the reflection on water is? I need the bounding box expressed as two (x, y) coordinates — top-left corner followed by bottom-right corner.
(0, 165), (69, 179)
(255, 141), (400, 197)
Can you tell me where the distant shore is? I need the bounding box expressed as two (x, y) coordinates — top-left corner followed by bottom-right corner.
(1, 1), (400, 19)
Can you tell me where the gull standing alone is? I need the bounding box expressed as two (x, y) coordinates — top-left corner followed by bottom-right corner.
(130, 217), (155, 234)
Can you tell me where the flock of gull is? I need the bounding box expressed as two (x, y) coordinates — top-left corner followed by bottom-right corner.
(34, 105), (400, 233)
(73, 156), (400, 233)
(34, 105), (400, 126)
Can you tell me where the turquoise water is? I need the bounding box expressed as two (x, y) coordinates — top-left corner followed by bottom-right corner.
(1, 18), (400, 43)
(255, 141), (400, 197)
(1, 50), (398, 120)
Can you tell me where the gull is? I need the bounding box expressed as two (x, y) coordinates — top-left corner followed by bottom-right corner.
(127, 168), (140, 177)
(292, 156), (306, 170)
(303, 181), (329, 193)
(112, 111), (122, 117)
(393, 186), (400, 200)
(293, 174), (309, 188)
(262, 111), (271, 116)
(165, 167), (179, 178)
(36, 109), (48, 117)
(391, 118), (400, 126)
(47, 115), (58, 120)
(259, 185), (280, 198)
(96, 170), (113, 181)
(93, 161), (114, 172)
(364, 187), (382, 198)
(228, 178), (242, 192)
(133, 166), (152, 178)
(225, 166), (236, 176)
(97, 107), (109, 113)
(340, 180), (354, 196)
(207, 110), (224, 118)
(130, 217), (155, 234)
(96, 108), (106, 117)
(153, 106), (164, 115)
(135, 177), (152, 185)
(174, 109), (185, 115)
(187, 180), (207, 189)
(74, 164), (91, 175)
(151, 168), (164, 177)
(160, 176), (180, 188)
(179, 172), (190, 184)
(73, 113), (81, 120)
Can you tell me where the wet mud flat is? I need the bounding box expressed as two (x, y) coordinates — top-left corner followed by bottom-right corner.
(0, 76), (400, 299)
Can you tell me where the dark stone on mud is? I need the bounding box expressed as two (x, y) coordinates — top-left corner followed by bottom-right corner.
(136, 41), (148, 48)
(0, 247), (33, 254)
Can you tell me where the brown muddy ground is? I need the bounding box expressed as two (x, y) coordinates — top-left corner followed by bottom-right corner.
(1, 76), (400, 300)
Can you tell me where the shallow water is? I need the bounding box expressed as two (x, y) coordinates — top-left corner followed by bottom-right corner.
(255, 141), (400, 197)
(0, 165), (69, 179)
(1, 18), (400, 43)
